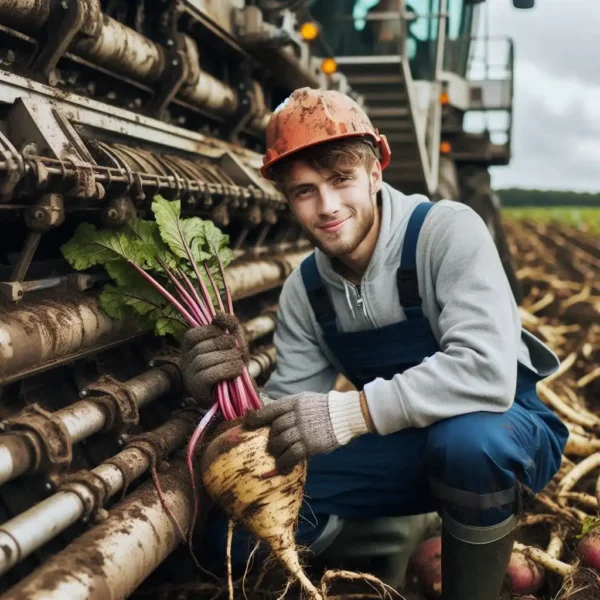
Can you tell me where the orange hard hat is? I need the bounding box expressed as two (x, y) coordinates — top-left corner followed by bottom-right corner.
(260, 87), (391, 180)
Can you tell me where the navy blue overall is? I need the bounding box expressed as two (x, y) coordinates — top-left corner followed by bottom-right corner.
(202, 201), (568, 569)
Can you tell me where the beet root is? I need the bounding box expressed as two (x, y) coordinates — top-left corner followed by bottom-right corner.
(578, 529), (600, 570)
(200, 424), (322, 599)
(408, 536), (442, 598)
(505, 550), (545, 595)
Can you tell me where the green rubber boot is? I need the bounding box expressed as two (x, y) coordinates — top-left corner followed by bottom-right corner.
(441, 512), (516, 600)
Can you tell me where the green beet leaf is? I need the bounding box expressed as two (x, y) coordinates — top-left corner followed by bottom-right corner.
(61, 222), (153, 271)
(203, 220), (233, 269)
(61, 196), (235, 339)
(152, 195), (210, 265)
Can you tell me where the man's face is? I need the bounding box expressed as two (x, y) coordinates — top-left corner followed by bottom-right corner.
(282, 160), (382, 257)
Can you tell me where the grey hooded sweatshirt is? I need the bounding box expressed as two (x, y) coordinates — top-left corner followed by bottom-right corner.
(262, 183), (560, 435)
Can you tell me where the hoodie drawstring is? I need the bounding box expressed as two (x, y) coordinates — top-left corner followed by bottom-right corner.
(342, 278), (357, 320)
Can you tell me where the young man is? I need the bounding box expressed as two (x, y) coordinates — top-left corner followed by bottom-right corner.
(181, 88), (568, 599)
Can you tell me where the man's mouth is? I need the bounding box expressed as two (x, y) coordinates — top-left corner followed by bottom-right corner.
(319, 217), (349, 234)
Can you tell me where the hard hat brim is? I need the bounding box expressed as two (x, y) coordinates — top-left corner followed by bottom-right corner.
(260, 132), (391, 180)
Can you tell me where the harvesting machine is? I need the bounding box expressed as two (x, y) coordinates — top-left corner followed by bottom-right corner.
(0, 0), (532, 597)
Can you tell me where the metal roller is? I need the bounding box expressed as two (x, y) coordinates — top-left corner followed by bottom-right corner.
(0, 414), (195, 576)
(0, 293), (141, 386)
(0, 0), (50, 32)
(0, 310), (278, 487)
(0, 366), (174, 487)
(0, 249), (308, 385)
(0, 459), (194, 600)
(73, 15), (165, 85)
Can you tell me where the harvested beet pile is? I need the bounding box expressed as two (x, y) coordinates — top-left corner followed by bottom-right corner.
(496, 219), (600, 600)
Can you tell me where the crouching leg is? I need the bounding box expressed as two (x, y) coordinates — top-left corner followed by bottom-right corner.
(425, 378), (567, 600)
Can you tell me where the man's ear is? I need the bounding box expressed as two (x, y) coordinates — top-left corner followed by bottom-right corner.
(369, 160), (383, 195)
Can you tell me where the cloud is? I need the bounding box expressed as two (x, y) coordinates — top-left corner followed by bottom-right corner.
(479, 0), (600, 191)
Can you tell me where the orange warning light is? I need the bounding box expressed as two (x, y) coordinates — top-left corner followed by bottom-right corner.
(321, 57), (338, 74)
(440, 141), (452, 154)
(440, 91), (450, 105)
(300, 22), (319, 41)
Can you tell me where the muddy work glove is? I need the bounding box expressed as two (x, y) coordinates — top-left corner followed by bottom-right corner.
(244, 390), (371, 473)
(180, 312), (249, 408)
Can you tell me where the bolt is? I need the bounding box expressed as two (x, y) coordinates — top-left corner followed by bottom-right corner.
(167, 39), (174, 46)
(79, 390), (88, 399)
(94, 508), (109, 523)
(107, 208), (118, 220)
(61, 0), (68, 9)
(172, 59), (179, 66)
(33, 209), (45, 221)
(45, 482), (53, 493)
(0, 422), (6, 432)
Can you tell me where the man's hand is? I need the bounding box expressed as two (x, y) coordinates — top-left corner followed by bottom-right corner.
(244, 390), (372, 473)
(180, 312), (249, 408)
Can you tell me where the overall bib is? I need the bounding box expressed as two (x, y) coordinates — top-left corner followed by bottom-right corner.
(296, 201), (568, 547)
(202, 202), (568, 571)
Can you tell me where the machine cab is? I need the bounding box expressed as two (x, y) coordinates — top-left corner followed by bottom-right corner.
(305, 0), (522, 196)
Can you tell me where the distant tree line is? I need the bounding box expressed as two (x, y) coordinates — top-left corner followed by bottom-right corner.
(497, 188), (600, 207)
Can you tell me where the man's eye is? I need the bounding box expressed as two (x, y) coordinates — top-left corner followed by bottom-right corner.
(297, 187), (312, 196)
(335, 176), (351, 185)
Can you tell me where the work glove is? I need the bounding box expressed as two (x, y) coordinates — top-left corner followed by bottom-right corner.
(244, 390), (372, 473)
(180, 312), (249, 408)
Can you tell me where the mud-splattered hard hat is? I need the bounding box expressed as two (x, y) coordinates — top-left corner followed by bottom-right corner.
(260, 87), (391, 180)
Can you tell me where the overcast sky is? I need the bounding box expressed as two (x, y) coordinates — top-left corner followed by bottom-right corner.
(479, 0), (600, 192)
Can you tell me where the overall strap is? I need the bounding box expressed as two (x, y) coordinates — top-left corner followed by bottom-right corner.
(397, 201), (434, 319)
(300, 253), (338, 333)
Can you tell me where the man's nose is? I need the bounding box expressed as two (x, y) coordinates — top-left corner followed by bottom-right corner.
(318, 188), (342, 216)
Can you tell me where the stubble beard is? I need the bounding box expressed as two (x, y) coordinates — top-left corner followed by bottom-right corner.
(304, 197), (375, 258)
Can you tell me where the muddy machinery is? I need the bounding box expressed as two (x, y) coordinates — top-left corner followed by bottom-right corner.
(0, 1), (530, 598)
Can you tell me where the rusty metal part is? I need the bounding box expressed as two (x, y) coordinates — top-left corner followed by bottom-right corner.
(0, 250), (306, 386)
(0, 292), (142, 386)
(226, 248), (310, 300)
(243, 309), (278, 342)
(2, 403), (72, 476)
(6, 193), (65, 284)
(57, 469), (112, 521)
(0, 366), (176, 488)
(0, 5), (270, 129)
(0, 70), (265, 164)
(0, 310), (278, 488)
(248, 345), (276, 379)
(0, 0), (51, 32)
(178, 34), (240, 117)
(28, 0), (103, 84)
(23, 193), (64, 231)
(6, 99), (104, 201)
(0, 415), (196, 578)
(82, 374), (139, 434)
(8, 232), (42, 283)
(147, 32), (190, 120)
(0, 144), (282, 207)
(0, 434), (33, 485)
(1, 458), (193, 599)
(0, 273), (103, 304)
(73, 15), (165, 84)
